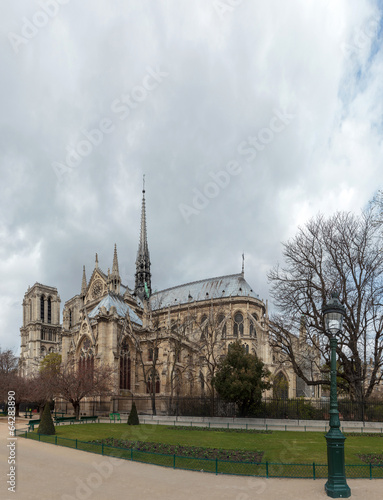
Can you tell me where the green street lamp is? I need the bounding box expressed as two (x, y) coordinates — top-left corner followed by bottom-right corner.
(322, 292), (351, 498)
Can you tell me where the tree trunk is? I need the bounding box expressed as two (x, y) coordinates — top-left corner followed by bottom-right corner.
(151, 391), (156, 416)
(72, 401), (80, 420)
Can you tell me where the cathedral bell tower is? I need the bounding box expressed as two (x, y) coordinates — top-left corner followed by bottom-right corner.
(135, 177), (151, 301)
(20, 283), (61, 377)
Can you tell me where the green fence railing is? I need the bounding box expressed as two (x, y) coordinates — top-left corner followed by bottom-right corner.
(14, 429), (383, 479)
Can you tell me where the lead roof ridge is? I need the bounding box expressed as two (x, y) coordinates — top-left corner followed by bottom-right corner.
(151, 273), (245, 296)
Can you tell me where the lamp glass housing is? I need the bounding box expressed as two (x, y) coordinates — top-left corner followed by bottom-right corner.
(324, 311), (344, 336)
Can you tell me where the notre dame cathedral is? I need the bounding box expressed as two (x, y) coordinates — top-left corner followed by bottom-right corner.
(20, 184), (319, 413)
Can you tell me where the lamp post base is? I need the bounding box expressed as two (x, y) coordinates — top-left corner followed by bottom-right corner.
(325, 480), (351, 498)
(325, 428), (351, 498)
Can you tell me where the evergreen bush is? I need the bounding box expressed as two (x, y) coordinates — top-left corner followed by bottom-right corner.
(127, 402), (139, 425)
(38, 402), (56, 435)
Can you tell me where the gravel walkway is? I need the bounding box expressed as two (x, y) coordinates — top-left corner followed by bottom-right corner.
(1, 422), (382, 500)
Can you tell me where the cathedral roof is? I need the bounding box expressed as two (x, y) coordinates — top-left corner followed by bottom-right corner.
(88, 292), (142, 326)
(150, 273), (260, 309)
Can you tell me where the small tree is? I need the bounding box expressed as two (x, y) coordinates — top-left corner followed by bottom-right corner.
(213, 341), (271, 417)
(38, 401), (55, 435)
(127, 402), (139, 425)
(39, 353), (62, 375)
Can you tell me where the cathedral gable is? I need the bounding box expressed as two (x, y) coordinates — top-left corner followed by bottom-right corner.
(85, 271), (107, 304)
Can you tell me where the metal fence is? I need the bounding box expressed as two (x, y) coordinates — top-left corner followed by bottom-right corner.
(14, 430), (383, 479)
(125, 396), (383, 421)
(19, 396), (383, 422)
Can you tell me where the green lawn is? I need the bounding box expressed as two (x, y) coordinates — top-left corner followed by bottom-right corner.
(30, 424), (383, 465)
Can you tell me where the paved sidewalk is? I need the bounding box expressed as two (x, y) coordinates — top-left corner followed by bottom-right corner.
(134, 415), (383, 433)
(1, 422), (382, 500)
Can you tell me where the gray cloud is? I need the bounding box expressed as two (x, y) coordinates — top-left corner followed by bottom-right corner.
(1, 0), (383, 350)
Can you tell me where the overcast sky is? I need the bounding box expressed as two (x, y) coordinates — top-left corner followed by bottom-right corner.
(1, 1), (383, 353)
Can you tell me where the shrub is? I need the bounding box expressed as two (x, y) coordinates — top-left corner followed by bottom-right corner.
(38, 402), (55, 435)
(128, 402), (139, 425)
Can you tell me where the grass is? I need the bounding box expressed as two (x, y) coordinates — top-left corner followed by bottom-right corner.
(24, 423), (383, 465)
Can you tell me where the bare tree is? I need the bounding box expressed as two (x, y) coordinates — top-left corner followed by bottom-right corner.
(0, 348), (26, 416)
(166, 313), (196, 409)
(268, 210), (383, 401)
(192, 304), (227, 400)
(131, 307), (166, 416)
(27, 354), (63, 416)
(26, 373), (55, 416)
(1, 373), (31, 417)
(0, 348), (18, 375)
(53, 359), (115, 419)
(370, 190), (383, 227)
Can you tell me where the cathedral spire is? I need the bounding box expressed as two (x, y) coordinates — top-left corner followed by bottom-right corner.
(110, 244), (121, 294)
(138, 176), (149, 257)
(135, 176), (151, 301)
(81, 265), (87, 295)
(112, 243), (119, 275)
(95, 253), (99, 269)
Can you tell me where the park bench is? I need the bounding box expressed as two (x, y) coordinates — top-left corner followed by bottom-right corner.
(24, 411), (33, 418)
(109, 412), (121, 423)
(51, 411), (65, 419)
(54, 416), (76, 425)
(28, 419), (41, 431)
(80, 416), (98, 423)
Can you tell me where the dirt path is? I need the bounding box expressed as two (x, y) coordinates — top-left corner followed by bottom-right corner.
(0, 422), (381, 500)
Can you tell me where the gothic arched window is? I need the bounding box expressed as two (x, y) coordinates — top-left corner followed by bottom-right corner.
(233, 312), (244, 337)
(200, 314), (208, 339)
(40, 296), (45, 322)
(119, 338), (131, 390)
(249, 313), (258, 337)
(174, 369), (182, 396)
(148, 347), (158, 362)
(78, 337), (94, 376)
(199, 371), (205, 393)
(47, 297), (52, 324)
(186, 370), (194, 394)
(273, 372), (289, 399)
(218, 314), (226, 338)
(147, 370), (160, 394)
